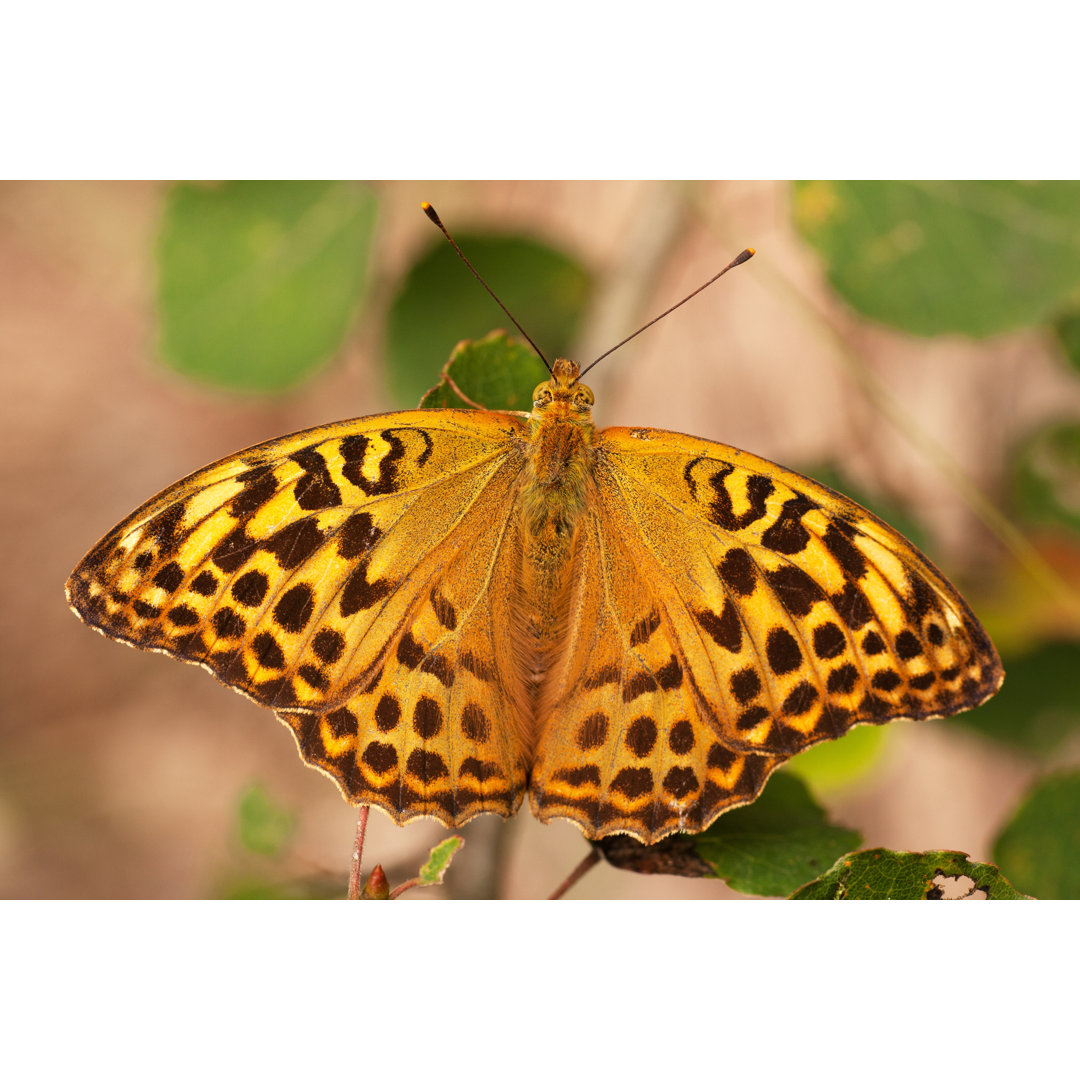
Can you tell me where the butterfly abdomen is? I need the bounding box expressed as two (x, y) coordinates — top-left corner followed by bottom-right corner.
(508, 384), (600, 744)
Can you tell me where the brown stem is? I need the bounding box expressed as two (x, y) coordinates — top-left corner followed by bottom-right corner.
(346, 806), (370, 900)
(387, 878), (419, 900)
(548, 849), (601, 900)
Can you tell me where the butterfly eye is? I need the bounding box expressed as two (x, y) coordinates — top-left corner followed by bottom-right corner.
(533, 387), (554, 409)
(573, 387), (594, 411)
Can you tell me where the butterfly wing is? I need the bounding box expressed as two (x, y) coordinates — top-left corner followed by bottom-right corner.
(67, 409), (534, 828)
(529, 425), (1003, 843)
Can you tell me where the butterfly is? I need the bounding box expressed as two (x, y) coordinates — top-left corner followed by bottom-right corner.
(66, 341), (1003, 844)
(67, 204), (1003, 844)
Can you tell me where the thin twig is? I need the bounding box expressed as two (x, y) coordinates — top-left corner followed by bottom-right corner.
(346, 806), (370, 900)
(387, 878), (418, 900)
(548, 849), (601, 900)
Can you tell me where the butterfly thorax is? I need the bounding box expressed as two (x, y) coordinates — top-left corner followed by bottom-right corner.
(521, 358), (596, 538)
(511, 358), (597, 736)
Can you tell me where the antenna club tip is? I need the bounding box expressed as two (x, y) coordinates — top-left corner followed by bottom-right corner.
(422, 202), (442, 226)
(734, 248), (755, 265)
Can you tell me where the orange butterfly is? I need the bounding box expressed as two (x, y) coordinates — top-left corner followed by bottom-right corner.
(67, 211), (1002, 843)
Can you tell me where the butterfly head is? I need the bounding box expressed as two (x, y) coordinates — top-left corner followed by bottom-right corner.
(531, 358), (594, 424)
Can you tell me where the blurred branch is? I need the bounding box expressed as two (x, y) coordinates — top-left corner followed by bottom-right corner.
(572, 182), (690, 388)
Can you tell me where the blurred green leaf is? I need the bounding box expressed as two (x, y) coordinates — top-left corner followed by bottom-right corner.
(386, 231), (590, 408)
(794, 181), (1080, 337)
(236, 784), (296, 858)
(219, 874), (343, 900)
(784, 724), (887, 794)
(1011, 421), (1080, 533)
(791, 849), (1029, 900)
(993, 770), (1080, 899)
(803, 463), (930, 553)
(417, 836), (463, 887)
(691, 772), (862, 896)
(1055, 309), (1080, 373)
(949, 639), (1080, 755)
(158, 180), (377, 392)
(419, 332), (549, 411)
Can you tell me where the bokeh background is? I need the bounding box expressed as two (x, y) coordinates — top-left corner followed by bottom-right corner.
(4, 179), (1079, 899)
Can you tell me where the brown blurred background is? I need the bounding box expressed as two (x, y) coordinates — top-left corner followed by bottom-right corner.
(3, 180), (1076, 899)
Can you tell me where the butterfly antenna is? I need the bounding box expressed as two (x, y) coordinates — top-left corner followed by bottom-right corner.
(575, 247), (755, 382)
(422, 202), (551, 373)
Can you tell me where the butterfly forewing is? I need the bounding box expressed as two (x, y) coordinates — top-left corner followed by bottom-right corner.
(67, 409), (533, 826)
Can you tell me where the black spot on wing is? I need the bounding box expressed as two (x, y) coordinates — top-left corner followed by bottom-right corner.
(766, 565), (824, 618)
(230, 466), (278, 516)
(290, 447), (343, 511)
(717, 549), (757, 596)
(696, 600), (742, 653)
(263, 519), (326, 571)
(274, 584), (315, 633)
(152, 561), (185, 594)
(340, 431), (410, 496)
(822, 519), (867, 579)
(760, 493), (817, 555)
(340, 559), (395, 616)
(766, 627), (802, 676)
(629, 610), (661, 647)
(337, 512), (382, 559)
(706, 466), (774, 530)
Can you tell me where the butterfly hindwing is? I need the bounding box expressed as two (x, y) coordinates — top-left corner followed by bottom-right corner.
(529, 505), (789, 842)
(67, 409), (533, 826)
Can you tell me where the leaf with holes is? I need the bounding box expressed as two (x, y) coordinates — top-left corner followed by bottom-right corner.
(790, 848), (1030, 899)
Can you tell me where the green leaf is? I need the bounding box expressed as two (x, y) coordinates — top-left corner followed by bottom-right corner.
(691, 772), (862, 896)
(157, 180), (377, 392)
(794, 181), (1080, 337)
(992, 770), (1080, 899)
(219, 874), (343, 900)
(1055, 309), (1080, 373)
(1010, 421), (1080, 533)
(1055, 309), (1080, 374)
(417, 379), (473, 409)
(790, 849), (1029, 900)
(235, 784), (296, 858)
(948, 639), (1080, 755)
(386, 232), (590, 408)
(419, 332), (549, 411)
(784, 724), (887, 794)
(417, 836), (464, 887)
